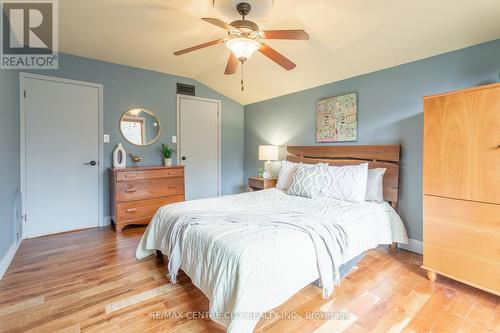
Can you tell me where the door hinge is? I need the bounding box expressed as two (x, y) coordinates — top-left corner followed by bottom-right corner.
(24, 90), (26, 98)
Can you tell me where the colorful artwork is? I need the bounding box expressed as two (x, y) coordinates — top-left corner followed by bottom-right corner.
(316, 93), (357, 142)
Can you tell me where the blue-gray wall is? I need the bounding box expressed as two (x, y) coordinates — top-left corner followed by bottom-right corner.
(2, 40), (499, 264)
(0, 70), (21, 261)
(0, 53), (244, 262)
(244, 39), (500, 241)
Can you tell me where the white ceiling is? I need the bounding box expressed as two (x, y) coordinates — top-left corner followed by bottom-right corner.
(60, 0), (500, 105)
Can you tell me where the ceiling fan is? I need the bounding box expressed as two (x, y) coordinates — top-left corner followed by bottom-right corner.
(174, 2), (309, 89)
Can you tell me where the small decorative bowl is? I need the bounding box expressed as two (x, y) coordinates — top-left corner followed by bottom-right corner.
(129, 153), (142, 163)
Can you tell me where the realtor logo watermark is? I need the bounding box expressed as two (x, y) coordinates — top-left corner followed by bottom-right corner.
(1, 0), (58, 69)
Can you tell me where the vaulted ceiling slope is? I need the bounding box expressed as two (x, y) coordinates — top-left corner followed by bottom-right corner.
(60, 0), (500, 105)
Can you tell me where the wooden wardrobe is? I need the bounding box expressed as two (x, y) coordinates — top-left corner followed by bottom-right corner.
(422, 82), (500, 295)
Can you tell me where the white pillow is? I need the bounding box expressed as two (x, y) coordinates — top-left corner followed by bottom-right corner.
(365, 168), (386, 202)
(276, 160), (299, 191)
(287, 164), (326, 198)
(320, 163), (369, 203)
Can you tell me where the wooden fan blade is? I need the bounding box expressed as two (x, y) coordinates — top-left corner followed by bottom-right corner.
(258, 43), (296, 70)
(174, 39), (225, 56)
(224, 53), (238, 75)
(202, 18), (239, 31)
(260, 30), (309, 40)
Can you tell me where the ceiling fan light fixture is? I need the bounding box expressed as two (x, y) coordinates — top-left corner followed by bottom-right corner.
(226, 38), (260, 62)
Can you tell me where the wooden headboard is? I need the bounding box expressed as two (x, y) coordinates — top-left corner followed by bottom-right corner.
(286, 145), (401, 209)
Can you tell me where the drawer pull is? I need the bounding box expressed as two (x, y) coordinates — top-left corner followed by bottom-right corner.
(168, 186), (176, 189)
(126, 208), (138, 213)
(125, 174), (136, 178)
(125, 188), (137, 193)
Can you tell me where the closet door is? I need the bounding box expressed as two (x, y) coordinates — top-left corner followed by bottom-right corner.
(177, 95), (221, 201)
(423, 85), (500, 204)
(23, 75), (101, 237)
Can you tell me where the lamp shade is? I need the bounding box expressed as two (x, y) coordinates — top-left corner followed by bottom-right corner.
(259, 145), (279, 161)
(226, 38), (260, 62)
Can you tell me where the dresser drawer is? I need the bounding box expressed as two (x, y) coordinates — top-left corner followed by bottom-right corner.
(424, 195), (500, 231)
(423, 243), (500, 294)
(115, 195), (184, 221)
(424, 217), (500, 261)
(116, 168), (184, 182)
(424, 195), (500, 262)
(116, 177), (184, 201)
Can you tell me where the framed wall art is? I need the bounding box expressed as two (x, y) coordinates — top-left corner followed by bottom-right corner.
(316, 92), (357, 142)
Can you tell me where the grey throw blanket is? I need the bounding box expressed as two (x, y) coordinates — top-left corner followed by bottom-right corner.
(166, 212), (348, 299)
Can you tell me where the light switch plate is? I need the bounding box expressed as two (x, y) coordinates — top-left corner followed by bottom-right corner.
(172, 136), (177, 144)
(104, 134), (110, 143)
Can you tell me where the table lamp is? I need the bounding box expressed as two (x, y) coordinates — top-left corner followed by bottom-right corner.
(259, 145), (279, 178)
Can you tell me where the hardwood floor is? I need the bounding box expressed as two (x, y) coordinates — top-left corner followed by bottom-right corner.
(0, 227), (498, 333)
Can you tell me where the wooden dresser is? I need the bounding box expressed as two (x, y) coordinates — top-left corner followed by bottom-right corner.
(110, 166), (185, 233)
(422, 83), (500, 295)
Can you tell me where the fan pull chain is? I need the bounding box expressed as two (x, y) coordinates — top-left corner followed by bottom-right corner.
(241, 62), (244, 91)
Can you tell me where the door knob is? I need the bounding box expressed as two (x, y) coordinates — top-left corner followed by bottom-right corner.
(84, 160), (97, 166)
(182, 156), (187, 161)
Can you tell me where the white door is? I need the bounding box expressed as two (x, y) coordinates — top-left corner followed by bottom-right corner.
(178, 95), (220, 200)
(23, 76), (101, 237)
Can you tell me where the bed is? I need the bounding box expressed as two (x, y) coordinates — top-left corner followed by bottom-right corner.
(136, 145), (409, 333)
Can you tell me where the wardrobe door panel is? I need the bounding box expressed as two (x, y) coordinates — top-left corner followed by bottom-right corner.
(424, 86), (500, 204)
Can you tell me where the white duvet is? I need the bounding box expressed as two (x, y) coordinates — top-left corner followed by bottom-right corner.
(136, 188), (408, 333)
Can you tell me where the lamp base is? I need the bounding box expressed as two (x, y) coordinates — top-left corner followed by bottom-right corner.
(263, 160), (273, 179)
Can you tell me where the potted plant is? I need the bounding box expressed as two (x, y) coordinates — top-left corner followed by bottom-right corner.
(257, 167), (264, 178)
(160, 143), (176, 167)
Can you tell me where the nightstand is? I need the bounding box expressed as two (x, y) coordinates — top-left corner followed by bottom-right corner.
(248, 177), (277, 191)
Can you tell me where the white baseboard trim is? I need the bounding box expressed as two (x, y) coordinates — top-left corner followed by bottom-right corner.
(0, 240), (21, 280)
(397, 238), (423, 254)
(102, 216), (112, 227)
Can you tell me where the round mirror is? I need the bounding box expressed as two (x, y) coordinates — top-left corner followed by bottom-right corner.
(120, 108), (161, 146)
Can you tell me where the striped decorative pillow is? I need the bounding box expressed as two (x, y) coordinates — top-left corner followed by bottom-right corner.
(287, 164), (326, 198)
